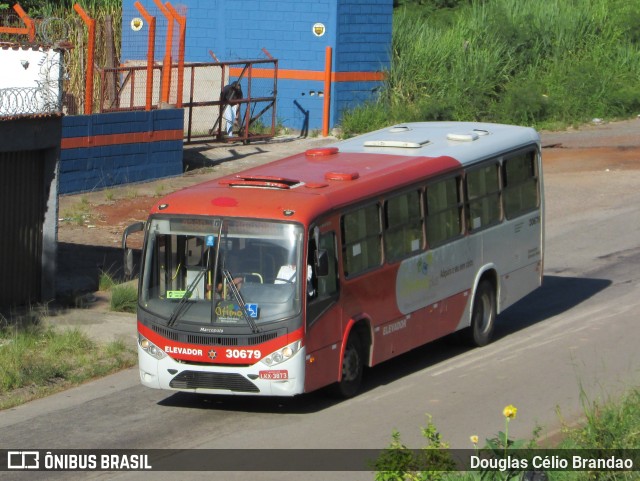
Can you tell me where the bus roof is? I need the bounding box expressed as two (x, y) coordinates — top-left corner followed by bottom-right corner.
(151, 122), (540, 224)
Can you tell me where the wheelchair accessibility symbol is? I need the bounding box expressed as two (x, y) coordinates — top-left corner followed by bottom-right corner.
(245, 303), (258, 318)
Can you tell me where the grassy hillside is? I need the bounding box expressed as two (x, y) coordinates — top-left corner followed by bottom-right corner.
(342, 0), (640, 135)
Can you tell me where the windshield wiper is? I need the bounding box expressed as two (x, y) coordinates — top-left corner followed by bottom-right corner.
(167, 268), (207, 327)
(222, 268), (260, 333)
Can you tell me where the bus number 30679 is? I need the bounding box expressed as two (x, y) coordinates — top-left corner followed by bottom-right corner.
(225, 349), (262, 360)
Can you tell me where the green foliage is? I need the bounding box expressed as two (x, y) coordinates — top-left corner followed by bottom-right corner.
(376, 396), (640, 481)
(98, 270), (117, 291)
(19, 0), (121, 16)
(342, 0), (640, 133)
(0, 320), (135, 409)
(110, 284), (138, 313)
(563, 390), (640, 451)
(374, 415), (456, 481)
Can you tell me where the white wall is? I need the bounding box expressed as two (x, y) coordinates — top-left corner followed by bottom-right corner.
(0, 46), (63, 115)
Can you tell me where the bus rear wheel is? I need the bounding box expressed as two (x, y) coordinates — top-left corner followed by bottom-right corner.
(463, 280), (496, 347)
(332, 335), (363, 398)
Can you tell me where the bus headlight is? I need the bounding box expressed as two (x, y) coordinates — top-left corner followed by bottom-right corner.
(139, 334), (167, 360)
(261, 340), (301, 367)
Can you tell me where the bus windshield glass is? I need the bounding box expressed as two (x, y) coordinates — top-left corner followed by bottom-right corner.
(140, 217), (304, 327)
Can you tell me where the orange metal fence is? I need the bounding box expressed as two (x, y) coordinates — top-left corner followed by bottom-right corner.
(2, 2), (278, 143)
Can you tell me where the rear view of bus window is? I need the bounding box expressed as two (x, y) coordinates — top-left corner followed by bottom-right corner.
(503, 151), (539, 219)
(466, 164), (501, 231)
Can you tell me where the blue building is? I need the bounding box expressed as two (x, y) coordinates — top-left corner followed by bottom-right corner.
(121, 0), (392, 132)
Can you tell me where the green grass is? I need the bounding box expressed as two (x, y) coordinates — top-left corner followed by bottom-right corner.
(341, 0), (640, 135)
(557, 389), (640, 452)
(374, 392), (640, 480)
(0, 269), (139, 409)
(110, 283), (138, 313)
(61, 196), (94, 226)
(0, 319), (135, 410)
(99, 269), (117, 291)
(99, 270), (139, 313)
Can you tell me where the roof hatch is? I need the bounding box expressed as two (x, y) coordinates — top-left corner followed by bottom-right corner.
(219, 175), (302, 190)
(305, 147), (339, 158)
(363, 140), (430, 148)
(324, 171), (359, 181)
(447, 132), (481, 142)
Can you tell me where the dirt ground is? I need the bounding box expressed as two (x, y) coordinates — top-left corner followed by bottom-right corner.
(55, 119), (640, 299)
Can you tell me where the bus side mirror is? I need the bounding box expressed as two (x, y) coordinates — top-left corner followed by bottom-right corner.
(122, 222), (145, 279)
(315, 249), (329, 277)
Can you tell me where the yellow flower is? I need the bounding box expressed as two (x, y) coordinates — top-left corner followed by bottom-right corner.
(470, 435), (479, 445)
(503, 404), (518, 420)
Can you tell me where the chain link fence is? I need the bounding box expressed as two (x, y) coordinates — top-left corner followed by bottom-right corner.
(1, 8), (121, 116)
(183, 59), (278, 143)
(2, 7), (277, 141)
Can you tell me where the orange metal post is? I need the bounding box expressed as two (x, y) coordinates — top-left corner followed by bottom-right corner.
(153, 0), (173, 104)
(322, 46), (332, 137)
(13, 4), (35, 42)
(0, 4), (36, 42)
(134, 1), (156, 111)
(74, 3), (96, 115)
(166, 2), (186, 108)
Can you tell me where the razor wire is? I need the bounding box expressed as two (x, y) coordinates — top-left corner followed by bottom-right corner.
(36, 16), (79, 45)
(0, 13), (20, 27)
(0, 48), (63, 116)
(0, 11), (77, 45)
(0, 87), (58, 115)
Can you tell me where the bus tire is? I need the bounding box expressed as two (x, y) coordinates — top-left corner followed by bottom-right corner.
(463, 280), (496, 347)
(332, 334), (363, 398)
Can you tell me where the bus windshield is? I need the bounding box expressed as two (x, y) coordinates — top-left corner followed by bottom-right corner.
(139, 217), (304, 328)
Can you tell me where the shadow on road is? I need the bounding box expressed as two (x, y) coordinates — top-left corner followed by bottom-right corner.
(183, 145), (269, 171)
(157, 274), (611, 415)
(495, 274), (611, 339)
(183, 136), (304, 171)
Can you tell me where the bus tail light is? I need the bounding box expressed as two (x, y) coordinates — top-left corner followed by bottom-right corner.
(139, 334), (167, 360)
(261, 340), (302, 367)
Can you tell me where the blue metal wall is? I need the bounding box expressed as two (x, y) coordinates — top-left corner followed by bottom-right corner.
(121, 0), (392, 132)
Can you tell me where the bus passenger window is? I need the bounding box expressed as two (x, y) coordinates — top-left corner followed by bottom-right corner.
(465, 163), (501, 231)
(425, 177), (463, 246)
(341, 204), (382, 277)
(503, 151), (539, 219)
(384, 190), (423, 261)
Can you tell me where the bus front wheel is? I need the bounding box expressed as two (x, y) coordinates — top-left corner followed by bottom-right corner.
(332, 335), (363, 398)
(464, 280), (496, 347)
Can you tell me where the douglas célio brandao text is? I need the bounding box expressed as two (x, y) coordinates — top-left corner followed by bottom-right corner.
(470, 455), (634, 471)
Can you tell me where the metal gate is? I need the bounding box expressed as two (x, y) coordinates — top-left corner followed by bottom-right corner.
(0, 149), (45, 308)
(183, 58), (278, 144)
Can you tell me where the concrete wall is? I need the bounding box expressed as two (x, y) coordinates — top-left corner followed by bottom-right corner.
(121, 0), (392, 132)
(59, 109), (184, 195)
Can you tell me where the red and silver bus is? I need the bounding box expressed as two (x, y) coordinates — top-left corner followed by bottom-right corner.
(123, 122), (543, 398)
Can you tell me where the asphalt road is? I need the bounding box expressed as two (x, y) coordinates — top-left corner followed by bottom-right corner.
(3, 119), (640, 481)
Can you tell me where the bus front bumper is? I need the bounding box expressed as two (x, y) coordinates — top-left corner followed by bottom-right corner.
(138, 345), (306, 397)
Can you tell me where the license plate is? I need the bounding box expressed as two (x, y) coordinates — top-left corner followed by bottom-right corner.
(259, 370), (288, 380)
